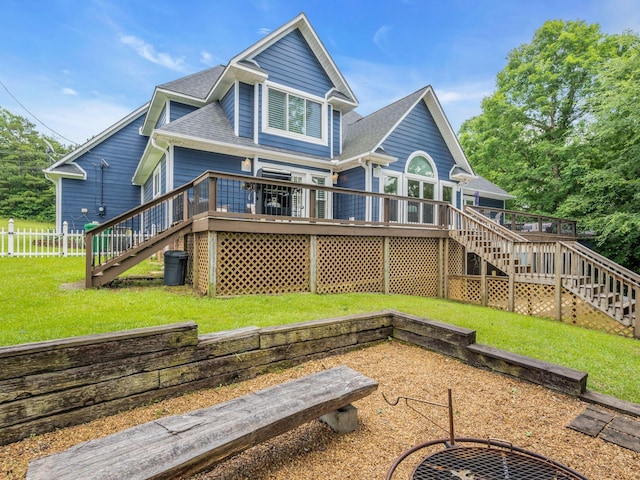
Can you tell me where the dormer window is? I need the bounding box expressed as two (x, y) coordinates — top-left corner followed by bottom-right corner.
(264, 84), (326, 144)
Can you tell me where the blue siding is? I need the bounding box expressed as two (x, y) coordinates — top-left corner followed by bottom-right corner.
(173, 147), (246, 187)
(334, 167), (366, 221)
(382, 100), (456, 179)
(254, 29), (333, 97)
(332, 109), (341, 157)
(169, 102), (198, 122)
(479, 197), (505, 209)
(60, 114), (146, 230)
(221, 87), (235, 125)
(238, 82), (254, 138)
(156, 104), (167, 128)
(337, 167), (365, 191)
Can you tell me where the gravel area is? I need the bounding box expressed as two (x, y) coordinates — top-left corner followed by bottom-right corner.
(1, 341), (638, 479)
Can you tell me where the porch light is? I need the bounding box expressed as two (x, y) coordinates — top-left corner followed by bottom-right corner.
(241, 158), (252, 172)
(332, 172), (339, 184)
(373, 165), (382, 177)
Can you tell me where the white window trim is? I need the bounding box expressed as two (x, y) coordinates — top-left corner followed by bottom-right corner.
(152, 164), (162, 199)
(440, 180), (457, 204)
(261, 81), (328, 146)
(405, 151), (438, 182)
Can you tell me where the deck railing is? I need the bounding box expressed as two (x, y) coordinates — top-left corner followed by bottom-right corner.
(189, 171), (452, 227)
(85, 170), (453, 279)
(468, 206), (577, 238)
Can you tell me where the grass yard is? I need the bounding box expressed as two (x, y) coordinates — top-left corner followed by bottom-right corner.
(1, 256), (639, 404)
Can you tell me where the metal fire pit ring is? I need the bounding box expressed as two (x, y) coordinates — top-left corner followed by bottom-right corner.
(386, 437), (589, 480)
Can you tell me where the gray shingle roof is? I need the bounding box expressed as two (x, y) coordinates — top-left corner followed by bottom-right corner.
(340, 87), (429, 160)
(466, 175), (513, 198)
(158, 65), (225, 100)
(46, 163), (84, 176)
(158, 103), (330, 162)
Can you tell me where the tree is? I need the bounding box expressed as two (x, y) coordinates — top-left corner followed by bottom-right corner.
(0, 107), (68, 222)
(459, 20), (605, 213)
(559, 33), (640, 271)
(460, 20), (640, 272)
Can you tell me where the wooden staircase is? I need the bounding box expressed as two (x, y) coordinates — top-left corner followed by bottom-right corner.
(85, 174), (206, 288)
(450, 206), (638, 335)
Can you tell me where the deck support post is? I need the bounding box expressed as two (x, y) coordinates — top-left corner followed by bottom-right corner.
(208, 231), (217, 297)
(507, 241), (515, 312)
(310, 235), (317, 293)
(555, 243), (563, 321)
(481, 258), (487, 306)
(440, 238), (448, 298)
(383, 237), (390, 294)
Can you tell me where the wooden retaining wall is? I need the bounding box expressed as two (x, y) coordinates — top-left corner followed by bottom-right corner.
(0, 312), (588, 446)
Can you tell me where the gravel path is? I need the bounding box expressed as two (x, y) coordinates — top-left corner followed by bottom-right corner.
(1, 341), (638, 479)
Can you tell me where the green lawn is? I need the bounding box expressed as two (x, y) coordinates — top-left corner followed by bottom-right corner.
(1, 256), (638, 403)
(1, 217), (55, 230)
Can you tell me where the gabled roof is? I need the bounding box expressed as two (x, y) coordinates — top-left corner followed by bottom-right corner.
(44, 104), (149, 180)
(159, 65), (225, 99)
(337, 86), (475, 175)
(205, 12), (357, 109)
(132, 102), (333, 185)
(140, 66), (225, 135)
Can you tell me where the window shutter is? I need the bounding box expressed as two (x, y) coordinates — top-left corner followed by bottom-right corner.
(268, 89), (286, 130)
(306, 101), (322, 138)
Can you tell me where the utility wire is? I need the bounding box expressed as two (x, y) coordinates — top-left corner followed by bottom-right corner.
(0, 78), (79, 145)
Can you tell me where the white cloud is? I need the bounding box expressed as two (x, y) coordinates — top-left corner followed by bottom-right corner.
(61, 88), (77, 96)
(32, 97), (135, 146)
(373, 25), (392, 51)
(200, 50), (214, 66)
(257, 27), (272, 36)
(119, 34), (188, 72)
(339, 56), (495, 132)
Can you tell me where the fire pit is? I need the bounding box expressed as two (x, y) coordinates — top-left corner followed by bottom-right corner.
(387, 437), (589, 479)
(383, 390), (589, 479)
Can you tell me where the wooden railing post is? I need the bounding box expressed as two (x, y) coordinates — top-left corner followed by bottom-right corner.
(309, 189), (317, 220)
(208, 176), (217, 215)
(85, 231), (93, 288)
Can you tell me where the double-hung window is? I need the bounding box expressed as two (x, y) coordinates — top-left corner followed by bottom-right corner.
(266, 86), (324, 142)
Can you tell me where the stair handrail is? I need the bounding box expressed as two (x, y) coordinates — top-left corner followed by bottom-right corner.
(560, 241), (640, 287)
(459, 206), (529, 243)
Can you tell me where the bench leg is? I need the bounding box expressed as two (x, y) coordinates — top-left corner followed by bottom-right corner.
(319, 404), (358, 434)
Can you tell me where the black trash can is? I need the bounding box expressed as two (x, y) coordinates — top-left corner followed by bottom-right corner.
(164, 250), (188, 286)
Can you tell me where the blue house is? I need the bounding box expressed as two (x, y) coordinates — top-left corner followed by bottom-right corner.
(44, 12), (511, 232)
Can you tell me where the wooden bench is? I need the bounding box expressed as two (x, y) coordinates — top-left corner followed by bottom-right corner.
(26, 365), (378, 480)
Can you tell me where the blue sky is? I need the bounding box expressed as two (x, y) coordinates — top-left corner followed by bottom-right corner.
(1, 0), (639, 146)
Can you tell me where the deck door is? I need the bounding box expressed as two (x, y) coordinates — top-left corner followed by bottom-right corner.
(407, 179), (435, 224)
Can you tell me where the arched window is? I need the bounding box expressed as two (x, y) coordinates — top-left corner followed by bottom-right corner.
(405, 153), (437, 224)
(407, 155), (435, 178)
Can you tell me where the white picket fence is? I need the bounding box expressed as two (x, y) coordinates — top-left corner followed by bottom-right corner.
(0, 219), (85, 257)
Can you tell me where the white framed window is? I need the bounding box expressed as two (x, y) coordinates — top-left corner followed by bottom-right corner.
(263, 84), (326, 145)
(441, 181), (456, 206)
(152, 164), (162, 198)
(405, 152), (438, 224)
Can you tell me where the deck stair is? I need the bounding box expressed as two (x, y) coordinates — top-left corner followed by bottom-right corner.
(558, 241), (638, 327)
(85, 176), (202, 288)
(450, 207), (638, 334)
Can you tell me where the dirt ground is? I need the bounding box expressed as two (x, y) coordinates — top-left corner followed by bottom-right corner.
(1, 341), (638, 479)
